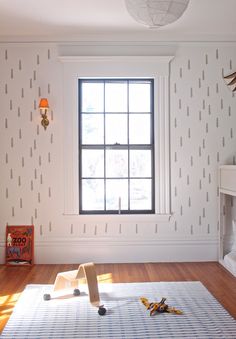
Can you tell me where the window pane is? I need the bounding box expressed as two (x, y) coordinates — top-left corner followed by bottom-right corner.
(106, 150), (128, 178)
(129, 114), (151, 144)
(130, 179), (152, 210)
(105, 114), (127, 144)
(82, 179), (104, 210)
(105, 82), (127, 112)
(81, 114), (104, 145)
(130, 150), (151, 177)
(82, 150), (104, 178)
(81, 82), (104, 113)
(129, 82), (151, 112)
(106, 179), (128, 210)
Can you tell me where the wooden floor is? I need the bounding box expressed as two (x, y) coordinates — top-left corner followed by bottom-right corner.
(0, 262), (236, 333)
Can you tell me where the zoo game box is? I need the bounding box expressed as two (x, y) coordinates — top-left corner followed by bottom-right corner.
(6, 225), (34, 265)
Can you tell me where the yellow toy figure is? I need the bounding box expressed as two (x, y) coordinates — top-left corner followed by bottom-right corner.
(140, 297), (183, 316)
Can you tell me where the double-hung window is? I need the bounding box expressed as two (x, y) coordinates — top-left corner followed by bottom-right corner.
(79, 79), (154, 214)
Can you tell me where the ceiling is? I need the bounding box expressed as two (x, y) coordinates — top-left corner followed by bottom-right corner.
(0, 0), (235, 42)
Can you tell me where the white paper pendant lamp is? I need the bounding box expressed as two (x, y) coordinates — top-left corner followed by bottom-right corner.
(125, 0), (190, 28)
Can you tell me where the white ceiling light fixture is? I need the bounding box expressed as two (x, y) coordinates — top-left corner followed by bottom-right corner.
(125, 0), (190, 28)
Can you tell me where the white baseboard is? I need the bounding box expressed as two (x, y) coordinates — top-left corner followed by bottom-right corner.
(0, 238), (218, 264)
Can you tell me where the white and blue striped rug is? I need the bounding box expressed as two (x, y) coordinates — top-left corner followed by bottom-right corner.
(1, 282), (236, 338)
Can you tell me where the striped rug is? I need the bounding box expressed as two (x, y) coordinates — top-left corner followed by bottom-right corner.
(1, 282), (236, 338)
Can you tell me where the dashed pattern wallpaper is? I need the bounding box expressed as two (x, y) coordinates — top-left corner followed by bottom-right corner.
(0, 43), (236, 262)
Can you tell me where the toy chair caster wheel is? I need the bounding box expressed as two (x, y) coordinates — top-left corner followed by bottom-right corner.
(98, 306), (106, 316)
(73, 288), (80, 296)
(43, 293), (51, 301)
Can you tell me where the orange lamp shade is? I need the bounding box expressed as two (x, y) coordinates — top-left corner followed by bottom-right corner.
(39, 98), (49, 109)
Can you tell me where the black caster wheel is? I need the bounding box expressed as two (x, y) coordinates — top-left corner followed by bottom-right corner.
(43, 293), (51, 301)
(73, 288), (80, 296)
(98, 306), (106, 316)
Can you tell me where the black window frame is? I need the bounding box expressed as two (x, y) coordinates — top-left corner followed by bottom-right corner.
(79, 78), (155, 214)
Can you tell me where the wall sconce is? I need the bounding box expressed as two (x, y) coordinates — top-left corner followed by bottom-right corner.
(39, 98), (49, 130)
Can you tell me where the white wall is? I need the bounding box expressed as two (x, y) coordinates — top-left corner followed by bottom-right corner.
(0, 43), (236, 263)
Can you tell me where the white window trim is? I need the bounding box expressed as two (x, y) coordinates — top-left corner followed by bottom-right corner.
(59, 56), (174, 222)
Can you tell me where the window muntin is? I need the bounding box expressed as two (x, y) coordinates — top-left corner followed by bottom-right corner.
(79, 79), (155, 214)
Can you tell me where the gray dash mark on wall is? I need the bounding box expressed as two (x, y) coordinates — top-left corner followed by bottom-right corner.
(179, 99), (182, 109)
(199, 147), (201, 157)
(198, 79), (201, 88)
(38, 87), (41, 97)
(21, 157), (24, 167)
(207, 86), (210, 97)
(174, 186), (177, 197)
(179, 67), (182, 78)
(217, 187), (219, 197)
(31, 216), (34, 225)
(48, 49), (51, 59)
(174, 152), (177, 162)
(10, 137), (14, 148)
(230, 128), (233, 138)
(199, 110), (202, 121)
(180, 136), (183, 147)
(207, 155), (210, 165)
(174, 83), (177, 93)
(31, 180), (34, 191)
(179, 168), (182, 178)
(188, 59), (191, 70)
(19, 59), (22, 70)
(39, 156), (42, 166)
(34, 139), (37, 150)
(180, 205), (183, 216)
(11, 68), (13, 79)
(49, 222), (52, 232)
(40, 174), (43, 184)
(202, 208), (206, 218)
(50, 133), (53, 144)
(37, 54), (40, 65)
(6, 188), (8, 199)
(199, 180), (202, 190)
(94, 225), (97, 236)
(202, 99), (205, 110)
(216, 117), (219, 128)
(18, 176), (21, 186)
(190, 156), (193, 167)
(202, 70), (205, 81)
(5, 83), (8, 94)
(10, 168), (13, 179)
(33, 70), (36, 81)
(34, 100), (37, 110)
(230, 59), (232, 70)
(155, 224), (158, 233)
(19, 128), (22, 139)
(83, 224), (86, 234)
(30, 111), (33, 122)
(203, 168), (206, 178)
(187, 175), (190, 185)
(30, 147), (33, 157)
(222, 136), (225, 147)
(51, 110), (54, 121)
(136, 224), (138, 234)
(40, 225), (43, 236)
(5, 153), (8, 164)
(202, 139), (205, 149)
(206, 192), (209, 202)
(5, 118), (8, 129)
(10, 100), (13, 110)
(105, 223), (108, 233)
(18, 107), (21, 117)
(20, 198), (23, 208)
(188, 197), (191, 207)
(206, 123), (208, 133)
(12, 207), (15, 217)
(34, 168), (37, 179)
(205, 54), (208, 65)
(187, 106), (190, 116)
(48, 84), (51, 94)
(71, 224), (73, 234)
(38, 192), (40, 203)
(208, 173), (211, 184)
(216, 83), (219, 93)
(207, 224), (210, 234)
(37, 125), (40, 135)
(190, 225), (193, 235)
(190, 87), (193, 97)
(48, 187), (51, 197)
(199, 216), (202, 226)
(216, 48), (219, 59)
(221, 99), (223, 110)
(174, 117), (177, 128)
(35, 208), (38, 219)
(119, 224), (122, 234)
(174, 221), (177, 231)
(48, 152), (51, 163)
(30, 78), (33, 89)
(208, 105), (211, 115)
(5, 49), (8, 60)
(21, 88), (24, 98)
